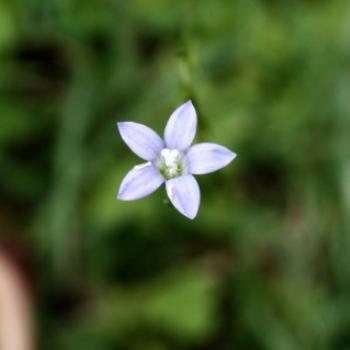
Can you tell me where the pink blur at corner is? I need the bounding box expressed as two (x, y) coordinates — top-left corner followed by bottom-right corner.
(0, 250), (34, 350)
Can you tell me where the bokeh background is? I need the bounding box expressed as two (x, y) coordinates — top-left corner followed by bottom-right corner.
(1, 1), (350, 349)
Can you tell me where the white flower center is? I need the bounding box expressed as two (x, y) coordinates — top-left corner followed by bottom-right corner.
(156, 148), (186, 180)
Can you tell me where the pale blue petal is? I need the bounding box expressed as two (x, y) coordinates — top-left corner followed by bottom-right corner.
(166, 175), (200, 219)
(186, 143), (236, 175)
(117, 122), (163, 161)
(164, 100), (197, 151)
(117, 162), (164, 201)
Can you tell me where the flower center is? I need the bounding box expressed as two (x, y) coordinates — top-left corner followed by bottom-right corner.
(156, 148), (186, 180)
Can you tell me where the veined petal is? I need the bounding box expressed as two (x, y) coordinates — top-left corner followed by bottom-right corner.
(117, 121), (163, 161)
(166, 175), (200, 219)
(117, 162), (164, 201)
(164, 100), (197, 151)
(186, 143), (236, 175)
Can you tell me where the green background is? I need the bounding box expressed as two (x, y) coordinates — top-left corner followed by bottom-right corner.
(1, 0), (350, 349)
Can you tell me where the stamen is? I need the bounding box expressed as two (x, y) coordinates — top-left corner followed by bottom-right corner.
(156, 148), (186, 180)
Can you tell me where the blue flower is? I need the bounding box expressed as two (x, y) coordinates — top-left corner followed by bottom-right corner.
(116, 101), (237, 219)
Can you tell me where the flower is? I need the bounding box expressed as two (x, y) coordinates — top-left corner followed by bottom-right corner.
(116, 100), (237, 219)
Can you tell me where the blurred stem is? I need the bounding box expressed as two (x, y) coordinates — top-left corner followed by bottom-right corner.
(178, 1), (208, 133)
(48, 46), (98, 277)
(178, 2), (197, 103)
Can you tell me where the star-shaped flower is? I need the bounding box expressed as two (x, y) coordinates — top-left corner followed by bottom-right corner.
(116, 101), (237, 219)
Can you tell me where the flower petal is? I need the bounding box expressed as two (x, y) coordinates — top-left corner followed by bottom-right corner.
(117, 162), (164, 201)
(186, 143), (236, 175)
(117, 121), (163, 161)
(164, 100), (197, 151)
(166, 175), (200, 219)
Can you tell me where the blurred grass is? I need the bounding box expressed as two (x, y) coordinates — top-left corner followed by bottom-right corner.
(1, 0), (350, 349)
